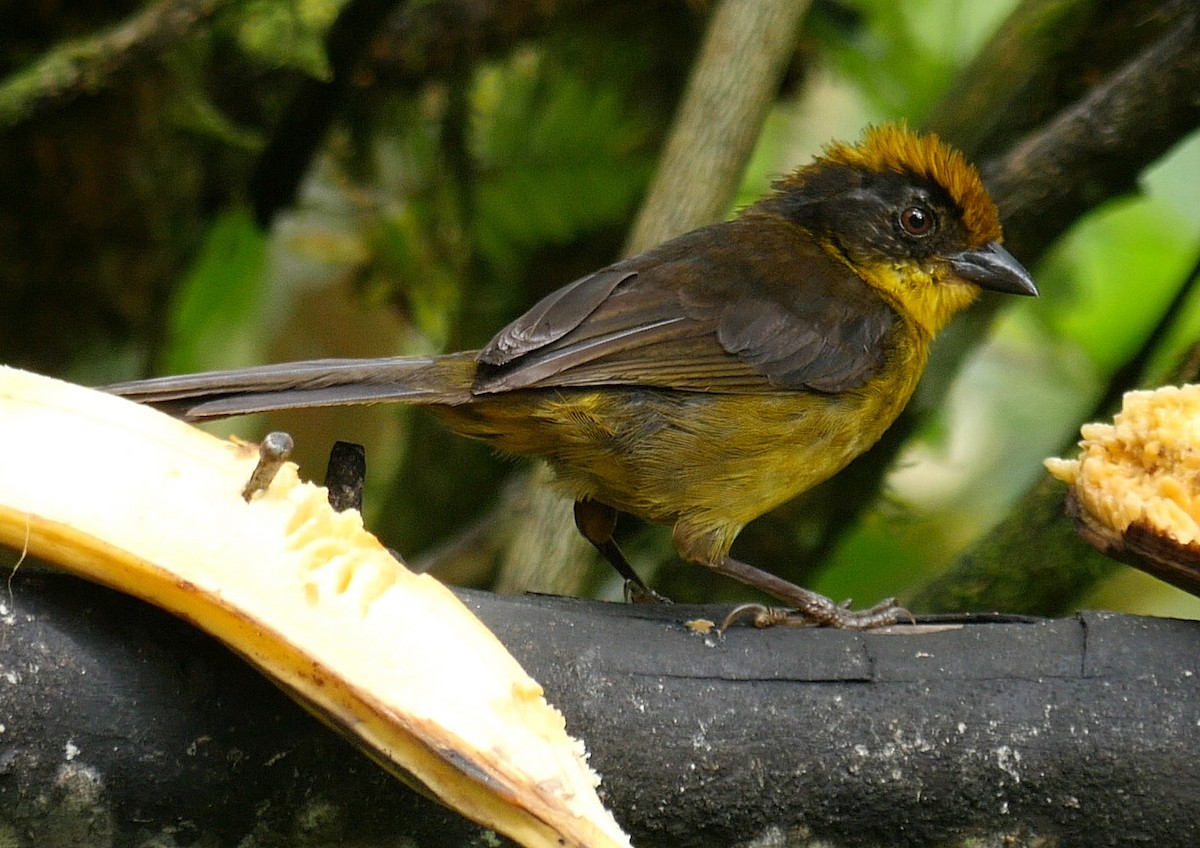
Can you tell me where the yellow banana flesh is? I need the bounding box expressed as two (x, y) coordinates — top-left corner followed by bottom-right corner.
(0, 366), (631, 848)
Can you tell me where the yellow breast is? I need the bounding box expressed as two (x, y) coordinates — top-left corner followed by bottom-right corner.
(437, 310), (930, 563)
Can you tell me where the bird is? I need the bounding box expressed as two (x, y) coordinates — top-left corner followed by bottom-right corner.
(108, 123), (1037, 629)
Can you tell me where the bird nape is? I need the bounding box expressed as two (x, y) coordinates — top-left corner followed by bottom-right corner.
(108, 123), (1037, 629)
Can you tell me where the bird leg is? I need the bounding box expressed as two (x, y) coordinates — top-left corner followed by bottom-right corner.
(672, 524), (908, 630)
(573, 499), (669, 603)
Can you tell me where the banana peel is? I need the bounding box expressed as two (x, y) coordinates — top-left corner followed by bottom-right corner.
(1046, 383), (1200, 597)
(0, 366), (632, 848)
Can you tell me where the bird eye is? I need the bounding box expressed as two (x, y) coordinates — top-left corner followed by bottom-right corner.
(899, 206), (936, 238)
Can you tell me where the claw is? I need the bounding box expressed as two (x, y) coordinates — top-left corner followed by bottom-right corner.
(719, 598), (912, 631)
(624, 580), (672, 604)
(720, 603), (803, 632)
(720, 603), (770, 631)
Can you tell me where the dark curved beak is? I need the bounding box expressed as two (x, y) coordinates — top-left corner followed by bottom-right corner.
(950, 242), (1038, 297)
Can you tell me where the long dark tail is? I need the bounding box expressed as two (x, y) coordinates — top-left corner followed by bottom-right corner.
(105, 352), (480, 421)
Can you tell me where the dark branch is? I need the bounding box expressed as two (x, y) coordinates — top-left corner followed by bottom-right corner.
(248, 0), (406, 224)
(2, 574), (1199, 847)
(983, 5), (1200, 261)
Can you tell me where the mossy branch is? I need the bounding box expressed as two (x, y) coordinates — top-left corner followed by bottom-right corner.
(0, 0), (229, 127)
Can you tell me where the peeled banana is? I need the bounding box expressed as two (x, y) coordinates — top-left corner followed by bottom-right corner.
(0, 366), (631, 848)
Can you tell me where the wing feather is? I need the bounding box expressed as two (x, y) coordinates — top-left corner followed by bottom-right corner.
(473, 217), (897, 395)
(477, 268), (636, 364)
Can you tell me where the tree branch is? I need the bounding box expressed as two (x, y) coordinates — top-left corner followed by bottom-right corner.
(248, 0), (406, 224)
(0, 0), (231, 127)
(982, 2), (1200, 261)
(2, 573), (1199, 846)
(623, 0), (813, 253)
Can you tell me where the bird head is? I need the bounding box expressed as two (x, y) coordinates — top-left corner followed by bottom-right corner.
(762, 123), (1037, 337)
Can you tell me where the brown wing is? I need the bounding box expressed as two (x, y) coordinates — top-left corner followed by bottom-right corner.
(473, 216), (896, 395)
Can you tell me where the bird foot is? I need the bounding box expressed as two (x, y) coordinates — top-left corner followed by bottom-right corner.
(720, 596), (911, 632)
(624, 580), (672, 604)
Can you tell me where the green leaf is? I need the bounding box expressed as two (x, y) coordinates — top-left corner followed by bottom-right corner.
(232, 0), (343, 79)
(470, 50), (653, 266)
(164, 208), (268, 375)
(810, 0), (1021, 119)
(166, 82), (264, 150)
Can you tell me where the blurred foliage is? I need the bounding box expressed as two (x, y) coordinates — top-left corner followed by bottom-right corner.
(471, 50), (652, 270)
(808, 0), (1020, 122)
(165, 207), (269, 374)
(231, 0), (346, 78)
(2, 0), (1199, 619)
